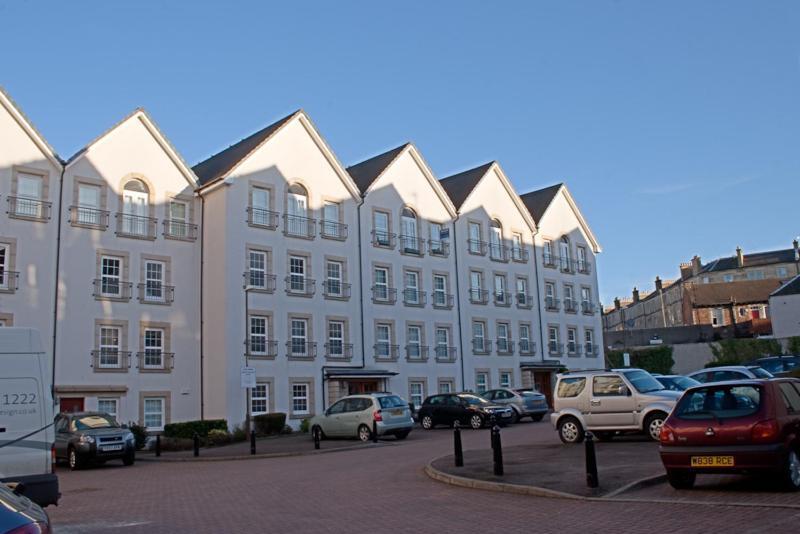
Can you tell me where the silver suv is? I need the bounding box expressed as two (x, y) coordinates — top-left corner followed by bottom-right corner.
(550, 368), (680, 443)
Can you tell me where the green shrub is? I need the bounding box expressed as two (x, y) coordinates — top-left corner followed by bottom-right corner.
(707, 338), (783, 368)
(158, 437), (194, 451)
(206, 429), (231, 446)
(127, 422), (148, 450)
(253, 413), (287, 436)
(163, 419), (228, 439)
(787, 337), (800, 355)
(606, 346), (674, 374)
(231, 424), (248, 442)
(299, 418), (310, 434)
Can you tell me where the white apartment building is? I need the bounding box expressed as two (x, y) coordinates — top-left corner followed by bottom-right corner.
(1, 86), (605, 430)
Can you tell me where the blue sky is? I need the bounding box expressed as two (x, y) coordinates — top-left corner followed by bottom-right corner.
(2, 1), (798, 303)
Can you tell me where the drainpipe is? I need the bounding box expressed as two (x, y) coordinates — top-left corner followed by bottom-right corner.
(531, 234), (547, 366)
(51, 164), (66, 393)
(199, 193), (205, 419)
(451, 217), (466, 390)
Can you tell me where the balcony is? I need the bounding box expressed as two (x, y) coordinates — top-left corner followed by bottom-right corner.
(93, 279), (133, 301)
(90, 350), (131, 372)
(559, 257), (573, 273)
(567, 343), (581, 356)
(496, 339), (514, 355)
(564, 300), (578, 313)
(472, 338), (492, 355)
(493, 291), (512, 307)
(548, 342), (564, 356)
(511, 247), (529, 263)
(7, 196), (52, 221)
(469, 288), (489, 305)
(516, 293), (533, 309)
(115, 213), (157, 240)
(246, 340), (279, 359)
(434, 346), (457, 362)
(136, 351), (175, 372)
(402, 288), (426, 307)
(320, 220), (348, 241)
(545, 297), (560, 311)
(324, 342), (353, 361)
(431, 292), (454, 309)
(285, 276), (315, 297)
(371, 286), (397, 304)
(244, 271), (277, 293)
(405, 345), (429, 362)
(323, 281), (351, 300)
(585, 344), (597, 357)
(488, 243), (508, 262)
(374, 343), (399, 361)
(581, 301), (596, 315)
(371, 230), (396, 249)
(282, 214), (316, 239)
(467, 239), (488, 256)
(543, 253), (557, 268)
(163, 219), (198, 241)
(69, 206), (109, 229)
(286, 340), (317, 359)
(518, 340), (537, 356)
(0, 271), (19, 293)
(247, 207), (279, 230)
(399, 235), (424, 256)
(576, 259), (592, 275)
(428, 240), (450, 258)
(137, 282), (175, 305)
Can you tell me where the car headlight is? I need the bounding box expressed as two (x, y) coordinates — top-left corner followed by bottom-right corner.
(79, 435), (95, 444)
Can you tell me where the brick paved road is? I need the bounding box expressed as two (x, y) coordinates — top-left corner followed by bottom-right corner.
(49, 422), (800, 533)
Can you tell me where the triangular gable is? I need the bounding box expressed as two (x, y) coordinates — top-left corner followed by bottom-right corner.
(531, 184), (602, 253)
(65, 108), (198, 187)
(0, 86), (62, 168)
(194, 111), (361, 201)
(349, 143), (457, 217)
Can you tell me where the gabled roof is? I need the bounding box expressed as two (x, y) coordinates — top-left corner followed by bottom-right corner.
(772, 275), (800, 298)
(701, 248), (798, 273)
(193, 111), (299, 186)
(439, 162), (494, 210)
(347, 144), (409, 193)
(686, 279), (782, 307)
(520, 183), (602, 253)
(0, 86), (62, 168)
(347, 143), (456, 217)
(66, 108), (198, 187)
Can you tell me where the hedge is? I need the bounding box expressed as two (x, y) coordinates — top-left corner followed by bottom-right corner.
(707, 338), (783, 368)
(606, 346), (674, 375)
(163, 419), (228, 439)
(254, 413), (286, 436)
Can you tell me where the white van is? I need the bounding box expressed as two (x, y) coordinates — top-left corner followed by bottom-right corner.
(0, 328), (59, 506)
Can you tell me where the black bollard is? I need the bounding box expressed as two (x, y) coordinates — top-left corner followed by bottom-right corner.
(372, 420), (378, 443)
(155, 434), (161, 457)
(585, 431), (598, 488)
(492, 422), (504, 476)
(313, 426), (321, 450)
(453, 421), (464, 467)
(193, 432), (199, 457)
(250, 430), (256, 455)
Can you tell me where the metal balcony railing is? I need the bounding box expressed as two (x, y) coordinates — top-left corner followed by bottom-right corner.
(138, 282), (175, 304)
(467, 239), (488, 256)
(585, 344), (596, 357)
(518, 340), (537, 355)
(282, 214), (316, 238)
(116, 213), (157, 239)
(247, 207), (279, 229)
(431, 292), (454, 309)
(69, 206), (109, 229)
(374, 343), (399, 361)
(545, 297), (560, 311)
(402, 289), (426, 307)
(136, 351), (175, 371)
(163, 219), (198, 241)
(469, 288), (489, 305)
(434, 346), (457, 362)
(93, 279), (133, 300)
(548, 342), (564, 355)
(246, 340), (279, 359)
(493, 291), (512, 307)
(559, 257), (573, 273)
(576, 259), (592, 275)
(405, 345), (429, 361)
(285, 276), (315, 296)
(543, 253), (557, 268)
(511, 247), (529, 263)
(286, 341), (317, 358)
(428, 240), (450, 257)
(324, 342), (353, 360)
(567, 343), (580, 355)
(564, 300), (578, 313)
(496, 339), (514, 354)
(472, 339), (492, 354)
(371, 286), (397, 304)
(244, 271), (277, 293)
(7, 196), (52, 221)
(399, 235), (425, 256)
(90, 350), (131, 371)
(0, 271), (19, 292)
(516, 293), (533, 309)
(489, 243), (507, 262)
(371, 230), (396, 249)
(581, 301), (596, 315)
(323, 281), (351, 299)
(320, 220), (348, 241)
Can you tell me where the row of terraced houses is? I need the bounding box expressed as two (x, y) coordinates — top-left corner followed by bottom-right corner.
(0, 87), (603, 431)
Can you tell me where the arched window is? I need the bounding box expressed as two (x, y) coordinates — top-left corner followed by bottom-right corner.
(560, 236), (572, 271)
(122, 178), (150, 236)
(400, 207), (419, 254)
(489, 219), (503, 260)
(286, 183), (310, 237)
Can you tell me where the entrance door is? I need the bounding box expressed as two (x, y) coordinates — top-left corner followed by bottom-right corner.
(534, 372), (554, 408)
(60, 397), (84, 413)
(347, 380), (379, 395)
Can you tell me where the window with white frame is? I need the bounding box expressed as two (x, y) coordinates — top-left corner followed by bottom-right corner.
(545, 282), (556, 308)
(404, 270), (420, 304)
(567, 328), (577, 354)
(374, 267), (390, 300)
(292, 383), (309, 415)
(497, 323), (510, 353)
(409, 381), (424, 408)
(585, 329), (595, 355)
(564, 284), (574, 309)
(435, 327), (450, 358)
(581, 287), (591, 312)
(472, 321), (486, 352)
(144, 260), (165, 302)
(519, 324), (531, 353)
(99, 326), (121, 368)
(577, 246), (588, 271)
(143, 397), (165, 430)
(475, 372), (488, 394)
(494, 274), (507, 304)
(747, 270), (765, 281)
(327, 320), (345, 357)
(97, 398), (118, 419)
(250, 187), (272, 226)
(77, 183), (102, 225)
(400, 208), (419, 253)
(100, 256), (122, 296)
(376, 323), (392, 357)
(0, 244), (8, 290)
(559, 237), (571, 269)
(168, 200), (189, 237)
(468, 222), (482, 253)
(249, 316), (268, 355)
(543, 240), (554, 264)
(777, 267), (788, 278)
(470, 271), (483, 301)
(290, 318), (309, 356)
(516, 278), (528, 304)
(143, 328), (164, 369)
(723, 274), (734, 282)
(374, 211), (391, 246)
(433, 274), (447, 307)
(499, 372), (512, 389)
(439, 381), (453, 394)
(407, 325), (422, 358)
(251, 383), (270, 415)
(711, 308), (724, 326)
(289, 255), (307, 292)
(548, 326), (560, 354)
(511, 233), (523, 261)
(248, 250), (268, 289)
(14, 173), (43, 217)
(429, 222), (446, 255)
(322, 201), (342, 238)
(489, 220), (503, 259)
(326, 260), (343, 296)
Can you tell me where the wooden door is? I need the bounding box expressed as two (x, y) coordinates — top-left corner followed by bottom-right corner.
(59, 397), (84, 413)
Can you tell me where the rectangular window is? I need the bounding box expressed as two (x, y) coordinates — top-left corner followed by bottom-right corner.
(499, 372), (512, 389)
(429, 222), (446, 255)
(564, 285), (574, 310)
(289, 256), (307, 292)
(250, 187), (272, 227)
(567, 328), (577, 354)
(404, 270), (420, 304)
(723, 274), (734, 282)
(472, 321), (486, 352)
(584, 330), (595, 355)
(144, 261), (165, 302)
(249, 316), (268, 355)
(143, 328), (164, 369)
(290, 319), (309, 356)
(577, 246), (587, 272)
(516, 277), (529, 306)
(167, 200), (189, 238)
(494, 274), (507, 304)
(470, 271), (482, 291)
(376, 323), (392, 357)
(543, 240), (554, 265)
(711, 308), (725, 326)
(322, 201), (343, 238)
(407, 325), (422, 358)
(99, 326), (121, 368)
(511, 233), (523, 261)
(435, 327), (450, 359)
(97, 398), (118, 419)
(77, 183), (102, 225)
(475, 372), (488, 394)
(489, 224), (503, 259)
(468, 222), (482, 253)
(439, 381), (453, 394)
(327, 320), (345, 357)
(0, 244), (8, 290)
(143, 397), (165, 430)
(374, 267), (390, 301)
(433, 274), (447, 307)
(497, 323), (510, 353)
(15, 173), (43, 217)
(548, 327), (560, 354)
(326, 260), (343, 297)
(101, 256), (122, 296)
(292, 384), (309, 415)
(409, 382), (424, 408)
(374, 211), (391, 246)
(747, 270), (765, 281)
(519, 324), (531, 353)
(252, 383), (270, 416)
(581, 287), (591, 312)
(249, 250), (268, 289)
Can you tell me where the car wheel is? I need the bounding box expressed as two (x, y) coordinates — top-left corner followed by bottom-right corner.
(358, 424), (372, 442)
(469, 414), (484, 430)
(644, 412), (667, 441)
(782, 449), (800, 491)
(666, 469), (696, 490)
(421, 415), (434, 430)
(510, 410), (521, 424)
(68, 447), (83, 471)
(122, 452), (135, 466)
(395, 430), (410, 440)
(557, 417), (584, 444)
(530, 414), (544, 422)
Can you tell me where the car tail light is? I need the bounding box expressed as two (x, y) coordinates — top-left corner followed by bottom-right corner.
(6, 522), (52, 534)
(751, 419), (780, 443)
(659, 423), (675, 443)
(373, 411), (383, 422)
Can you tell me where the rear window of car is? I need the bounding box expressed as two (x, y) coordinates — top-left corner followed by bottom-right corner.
(748, 367), (773, 379)
(378, 395), (406, 409)
(674, 385), (762, 420)
(778, 382), (800, 414)
(557, 377), (586, 398)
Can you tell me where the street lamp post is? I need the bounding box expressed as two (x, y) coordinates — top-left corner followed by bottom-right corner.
(244, 283), (255, 440)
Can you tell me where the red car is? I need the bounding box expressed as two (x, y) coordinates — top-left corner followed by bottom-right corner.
(659, 378), (800, 490)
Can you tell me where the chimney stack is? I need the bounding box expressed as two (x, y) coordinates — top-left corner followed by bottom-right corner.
(794, 238), (799, 262)
(691, 255), (702, 276)
(632, 287), (640, 303)
(655, 276), (663, 291)
(614, 297), (621, 310)
(736, 246), (744, 268)
(679, 262), (693, 281)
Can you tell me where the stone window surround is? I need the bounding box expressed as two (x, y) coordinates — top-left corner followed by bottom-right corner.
(498, 368), (515, 388)
(408, 377), (428, 406)
(324, 254), (349, 298)
(94, 319), (128, 373)
(405, 321), (426, 360)
(0, 237), (17, 294)
(474, 368), (491, 392)
(286, 249), (312, 277)
(164, 191), (196, 241)
(372, 207), (393, 241)
(140, 253), (173, 303)
(253, 377), (276, 414)
(287, 312), (314, 360)
(495, 320), (513, 355)
(117, 173), (156, 219)
(373, 319), (397, 359)
(247, 309), (275, 359)
(437, 378), (456, 393)
(10, 166), (50, 221)
(566, 325), (579, 356)
(283, 179), (312, 214)
(319, 195), (345, 224)
(71, 176), (108, 228)
(402, 266), (423, 306)
(398, 204), (423, 257)
(466, 218), (484, 254)
(138, 320), (172, 373)
(139, 390), (171, 431)
(288, 377), (315, 420)
(95, 249), (131, 301)
(249, 180), (276, 211)
(471, 317), (490, 355)
(245, 243), (274, 292)
(325, 315), (350, 355)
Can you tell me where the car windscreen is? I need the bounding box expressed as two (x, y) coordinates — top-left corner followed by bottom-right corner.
(673, 376), (701, 390)
(620, 370), (664, 393)
(72, 414), (119, 430)
(674, 385), (761, 420)
(749, 367), (773, 379)
(460, 395), (489, 406)
(378, 395), (407, 409)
